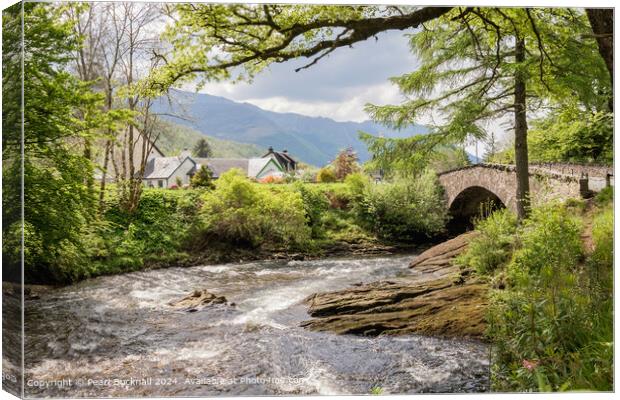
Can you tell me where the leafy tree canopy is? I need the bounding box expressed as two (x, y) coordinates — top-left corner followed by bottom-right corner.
(2, 3), (113, 282)
(361, 7), (610, 172)
(528, 107), (611, 164)
(150, 6), (610, 169)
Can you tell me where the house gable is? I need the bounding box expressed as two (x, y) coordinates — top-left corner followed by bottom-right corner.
(143, 156), (196, 187)
(167, 157), (196, 187)
(255, 158), (284, 179)
(262, 147), (297, 172)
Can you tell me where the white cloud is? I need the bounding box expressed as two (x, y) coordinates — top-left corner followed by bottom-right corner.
(239, 82), (404, 122)
(179, 30), (419, 122)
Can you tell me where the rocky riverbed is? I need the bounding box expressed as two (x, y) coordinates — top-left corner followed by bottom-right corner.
(301, 231), (488, 338)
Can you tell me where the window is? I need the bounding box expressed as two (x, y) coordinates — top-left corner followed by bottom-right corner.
(158, 180), (164, 188)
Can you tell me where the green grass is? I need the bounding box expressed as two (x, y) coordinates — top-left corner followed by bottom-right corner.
(459, 200), (613, 392)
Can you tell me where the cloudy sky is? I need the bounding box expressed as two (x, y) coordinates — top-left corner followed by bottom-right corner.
(188, 27), (509, 157)
(193, 30), (419, 123)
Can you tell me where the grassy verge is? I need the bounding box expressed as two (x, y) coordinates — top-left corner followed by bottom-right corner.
(456, 187), (613, 391)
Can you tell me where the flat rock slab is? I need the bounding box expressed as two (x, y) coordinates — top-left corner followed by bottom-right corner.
(301, 231), (488, 338)
(169, 289), (230, 312)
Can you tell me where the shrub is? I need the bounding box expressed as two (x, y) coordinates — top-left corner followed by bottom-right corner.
(293, 182), (329, 237)
(191, 165), (215, 189)
(116, 190), (188, 257)
(325, 188), (350, 210)
(283, 172), (298, 183)
(456, 209), (517, 275)
(508, 205), (583, 284)
(344, 172), (372, 219)
(199, 169), (310, 248)
(588, 206), (613, 310)
(344, 172), (370, 201)
(579, 206), (613, 391)
(176, 189), (204, 223)
(591, 206), (613, 269)
(3, 222), (34, 278)
(358, 170), (448, 240)
(300, 169), (318, 183)
(88, 188), (201, 280)
(316, 166), (337, 183)
(320, 210), (373, 244)
(594, 186), (613, 207)
(485, 205), (613, 392)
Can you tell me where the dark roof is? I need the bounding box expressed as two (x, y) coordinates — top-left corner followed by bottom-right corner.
(262, 147), (297, 169)
(279, 151), (296, 164)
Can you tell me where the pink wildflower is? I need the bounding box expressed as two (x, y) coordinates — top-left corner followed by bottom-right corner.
(522, 359), (539, 371)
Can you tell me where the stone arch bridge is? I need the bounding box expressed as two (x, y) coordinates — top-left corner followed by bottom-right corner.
(438, 163), (613, 221)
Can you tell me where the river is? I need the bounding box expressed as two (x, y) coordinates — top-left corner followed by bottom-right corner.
(18, 255), (489, 397)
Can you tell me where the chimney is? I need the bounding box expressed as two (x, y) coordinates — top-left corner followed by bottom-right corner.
(268, 146), (274, 153)
(282, 149), (288, 153)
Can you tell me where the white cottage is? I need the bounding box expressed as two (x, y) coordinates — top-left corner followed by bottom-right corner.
(142, 151), (196, 188)
(142, 148), (291, 188)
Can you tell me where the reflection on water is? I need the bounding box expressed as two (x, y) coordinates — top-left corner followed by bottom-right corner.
(21, 255), (489, 397)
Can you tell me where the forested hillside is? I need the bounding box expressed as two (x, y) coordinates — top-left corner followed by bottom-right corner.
(151, 89), (428, 166)
(154, 119), (265, 158)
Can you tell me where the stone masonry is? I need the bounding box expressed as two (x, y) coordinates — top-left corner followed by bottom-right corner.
(438, 163), (613, 215)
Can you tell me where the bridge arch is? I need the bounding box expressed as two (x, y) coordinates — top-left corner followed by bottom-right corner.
(437, 163), (598, 231)
(446, 186), (506, 231)
(448, 186), (506, 219)
(439, 165), (518, 219)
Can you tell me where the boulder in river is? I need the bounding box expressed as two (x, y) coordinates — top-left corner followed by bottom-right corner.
(169, 289), (229, 312)
(300, 231), (488, 338)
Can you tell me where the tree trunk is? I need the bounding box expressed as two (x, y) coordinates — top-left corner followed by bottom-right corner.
(98, 85), (114, 212)
(586, 8), (613, 111)
(98, 140), (111, 211)
(514, 36), (530, 220)
(586, 8), (613, 84)
(83, 139), (95, 205)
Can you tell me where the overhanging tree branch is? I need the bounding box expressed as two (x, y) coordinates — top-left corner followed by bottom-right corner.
(156, 6), (454, 87)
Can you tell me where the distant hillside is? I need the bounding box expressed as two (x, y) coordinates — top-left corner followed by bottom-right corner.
(154, 119), (265, 158)
(152, 89), (428, 166)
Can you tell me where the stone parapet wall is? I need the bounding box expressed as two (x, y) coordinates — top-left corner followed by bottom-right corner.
(529, 163), (613, 178)
(438, 163), (594, 215)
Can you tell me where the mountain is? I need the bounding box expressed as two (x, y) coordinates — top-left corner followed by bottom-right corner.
(154, 119), (265, 158)
(152, 89), (427, 166)
(466, 152), (483, 164)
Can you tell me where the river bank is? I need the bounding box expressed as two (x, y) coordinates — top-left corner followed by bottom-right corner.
(145, 236), (437, 271)
(7, 235), (437, 295)
(11, 173), (450, 285)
